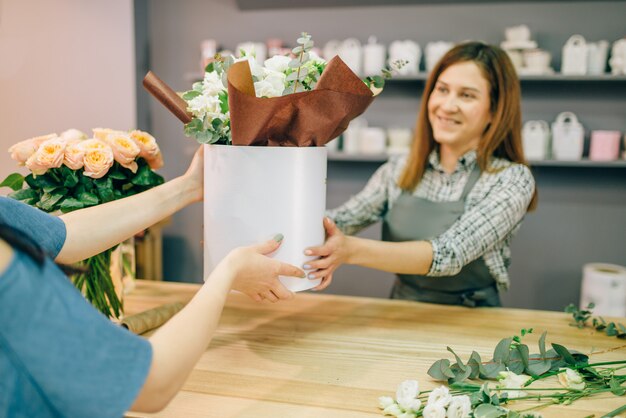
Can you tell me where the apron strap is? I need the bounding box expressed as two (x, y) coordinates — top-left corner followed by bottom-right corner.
(459, 164), (482, 201)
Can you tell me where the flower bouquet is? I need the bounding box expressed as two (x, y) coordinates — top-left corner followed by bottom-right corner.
(143, 33), (401, 291)
(0, 128), (164, 318)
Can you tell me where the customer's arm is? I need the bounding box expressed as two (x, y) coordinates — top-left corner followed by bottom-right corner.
(130, 238), (305, 412)
(56, 147), (204, 264)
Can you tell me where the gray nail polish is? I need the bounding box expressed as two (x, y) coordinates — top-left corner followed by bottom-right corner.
(273, 233), (284, 242)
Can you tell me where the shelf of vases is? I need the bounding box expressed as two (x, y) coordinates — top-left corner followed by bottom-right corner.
(328, 152), (626, 167)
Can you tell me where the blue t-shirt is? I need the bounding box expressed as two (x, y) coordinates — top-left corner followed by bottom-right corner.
(0, 197), (152, 418)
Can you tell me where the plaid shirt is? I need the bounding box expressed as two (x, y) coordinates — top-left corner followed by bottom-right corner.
(327, 150), (535, 290)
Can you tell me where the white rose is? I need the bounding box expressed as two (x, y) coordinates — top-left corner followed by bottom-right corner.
(264, 54), (291, 73)
(378, 396), (396, 409)
(427, 386), (452, 408)
(422, 403), (446, 418)
(395, 380), (420, 411)
(308, 49), (327, 65)
(187, 94), (225, 120)
(497, 370), (531, 399)
(236, 55), (264, 79)
(446, 395), (471, 418)
(557, 368), (585, 390)
(202, 70), (226, 96)
(383, 403), (404, 417)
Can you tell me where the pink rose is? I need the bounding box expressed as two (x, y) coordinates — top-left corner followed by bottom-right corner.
(104, 132), (140, 173)
(146, 151), (164, 170)
(8, 133), (57, 165)
(92, 127), (125, 142)
(63, 140), (86, 170)
(25, 138), (66, 175)
(130, 130), (161, 160)
(59, 129), (88, 142)
(83, 145), (114, 179)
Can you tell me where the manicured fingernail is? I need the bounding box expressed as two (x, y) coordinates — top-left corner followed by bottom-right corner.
(303, 264), (311, 269)
(304, 249), (312, 256)
(308, 273), (316, 280)
(300, 271), (306, 278)
(273, 233), (284, 242)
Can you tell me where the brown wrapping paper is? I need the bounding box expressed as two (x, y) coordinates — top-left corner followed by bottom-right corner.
(121, 302), (184, 335)
(227, 56), (375, 147)
(143, 71), (193, 124)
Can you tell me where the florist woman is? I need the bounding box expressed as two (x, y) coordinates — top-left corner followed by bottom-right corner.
(305, 41), (537, 307)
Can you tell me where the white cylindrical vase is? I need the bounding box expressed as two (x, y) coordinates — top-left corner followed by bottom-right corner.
(203, 144), (326, 292)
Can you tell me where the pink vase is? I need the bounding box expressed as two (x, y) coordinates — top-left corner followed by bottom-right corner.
(589, 130), (621, 161)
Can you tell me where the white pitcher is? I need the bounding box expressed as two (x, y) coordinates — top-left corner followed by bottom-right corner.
(587, 40), (609, 75)
(522, 120), (551, 160)
(338, 38), (363, 76)
(561, 35), (588, 75)
(552, 112), (584, 161)
(363, 36), (386, 77)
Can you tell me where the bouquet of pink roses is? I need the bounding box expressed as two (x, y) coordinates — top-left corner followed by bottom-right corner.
(1, 128), (165, 318)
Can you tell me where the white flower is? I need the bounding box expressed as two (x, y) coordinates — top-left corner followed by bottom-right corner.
(235, 55), (265, 80)
(202, 71), (226, 96)
(378, 396), (395, 409)
(497, 370), (531, 399)
(383, 403), (404, 417)
(308, 49), (326, 65)
(446, 395), (471, 418)
(264, 54), (291, 73)
(422, 403), (446, 418)
(427, 386), (452, 408)
(59, 129), (87, 141)
(557, 368), (586, 390)
(254, 70), (286, 98)
(395, 380), (420, 411)
(187, 94), (225, 121)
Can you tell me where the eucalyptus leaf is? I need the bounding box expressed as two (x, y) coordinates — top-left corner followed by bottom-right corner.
(450, 363), (472, 383)
(292, 46), (304, 55)
(427, 359), (456, 380)
(538, 331), (547, 359)
(506, 349), (525, 374)
(289, 58), (302, 69)
(0, 173), (25, 191)
(447, 346), (467, 372)
(286, 72), (300, 81)
(516, 344), (530, 369)
(493, 338), (512, 363)
(473, 404), (507, 418)
(606, 322), (618, 336)
(526, 358), (552, 376)
(481, 361), (506, 379)
(467, 351), (483, 379)
(551, 343), (576, 365)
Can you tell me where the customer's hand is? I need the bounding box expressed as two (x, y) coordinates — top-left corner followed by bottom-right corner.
(183, 146), (204, 203)
(303, 217), (350, 291)
(224, 235), (305, 302)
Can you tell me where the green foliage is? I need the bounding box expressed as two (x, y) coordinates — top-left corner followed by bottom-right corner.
(427, 331), (590, 384)
(283, 32), (316, 95)
(565, 303), (626, 339)
(2, 159), (163, 215)
(0, 173), (25, 191)
(364, 59), (409, 91)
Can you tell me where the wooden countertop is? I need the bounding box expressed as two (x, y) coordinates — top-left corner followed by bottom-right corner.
(125, 280), (625, 418)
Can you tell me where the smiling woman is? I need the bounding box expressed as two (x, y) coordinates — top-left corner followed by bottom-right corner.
(305, 42), (538, 308)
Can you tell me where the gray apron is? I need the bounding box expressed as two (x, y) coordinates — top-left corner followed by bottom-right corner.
(383, 166), (501, 307)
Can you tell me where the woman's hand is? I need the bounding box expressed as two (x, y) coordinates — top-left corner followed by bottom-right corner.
(303, 217), (351, 291)
(182, 146), (204, 203)
(223, 235), (305, 302)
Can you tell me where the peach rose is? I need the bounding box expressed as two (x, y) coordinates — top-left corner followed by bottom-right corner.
(8, 133), (57, 165)
(92, 127), (126, 142)
(63, 140), (86, 170)
(78, 138), (108, 151)
(146, 151), (164, 170)
(129, 130), (161, 160)
(83, 145), (114, 179)
(25, 137), (66, 175)
(104, 132), (140, 173)
(60, 129), (88, 142)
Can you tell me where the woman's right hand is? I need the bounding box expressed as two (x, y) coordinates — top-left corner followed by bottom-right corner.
(223, 235), (305, 302)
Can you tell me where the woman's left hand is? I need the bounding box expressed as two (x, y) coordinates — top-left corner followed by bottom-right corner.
(304, 217), (351, 291)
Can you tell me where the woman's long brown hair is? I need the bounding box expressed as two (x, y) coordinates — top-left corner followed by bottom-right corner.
(397, 41), (538, 211)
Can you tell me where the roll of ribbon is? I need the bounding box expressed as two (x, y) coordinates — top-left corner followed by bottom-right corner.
(580, 263), (626, 317)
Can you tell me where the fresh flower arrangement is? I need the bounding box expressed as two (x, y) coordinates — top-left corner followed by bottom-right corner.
(378, 328), (626, 417)
(0, 128), (165, 318)
(181, 32), (404, 145)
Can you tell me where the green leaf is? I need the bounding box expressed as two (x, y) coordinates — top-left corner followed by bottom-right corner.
(526, 358), (552, 376)
(61, 167), (79, 188)
(291, 46), (304, 55)
(25, 173), (58, 190)
(37, 192), (64, 211)
(8, 188), (39, 204)
(427, 359), (456, 380)
(493, 338), (512, 363)
(481, 361), (506, 379)
(617, 323), (626, 338)
(450, 363), (472, 383)
(0, 173), (25, 191)
(538, 331), (547, 359)
(59, 197), (84, 213)
(516, 344), (530, 369)
(447, 346), (467, 371)
(473, 404), (508, 418)
(552, 343), (576, 365)
(182, 90), (202, 101)
(78, 191), (99, 207)
(506, 348), (525, 374)
(467, 351), (483, 379)
(609, 377), (626, 396)
(606, 322), (618, 336)
(131, 164), (164, 187)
